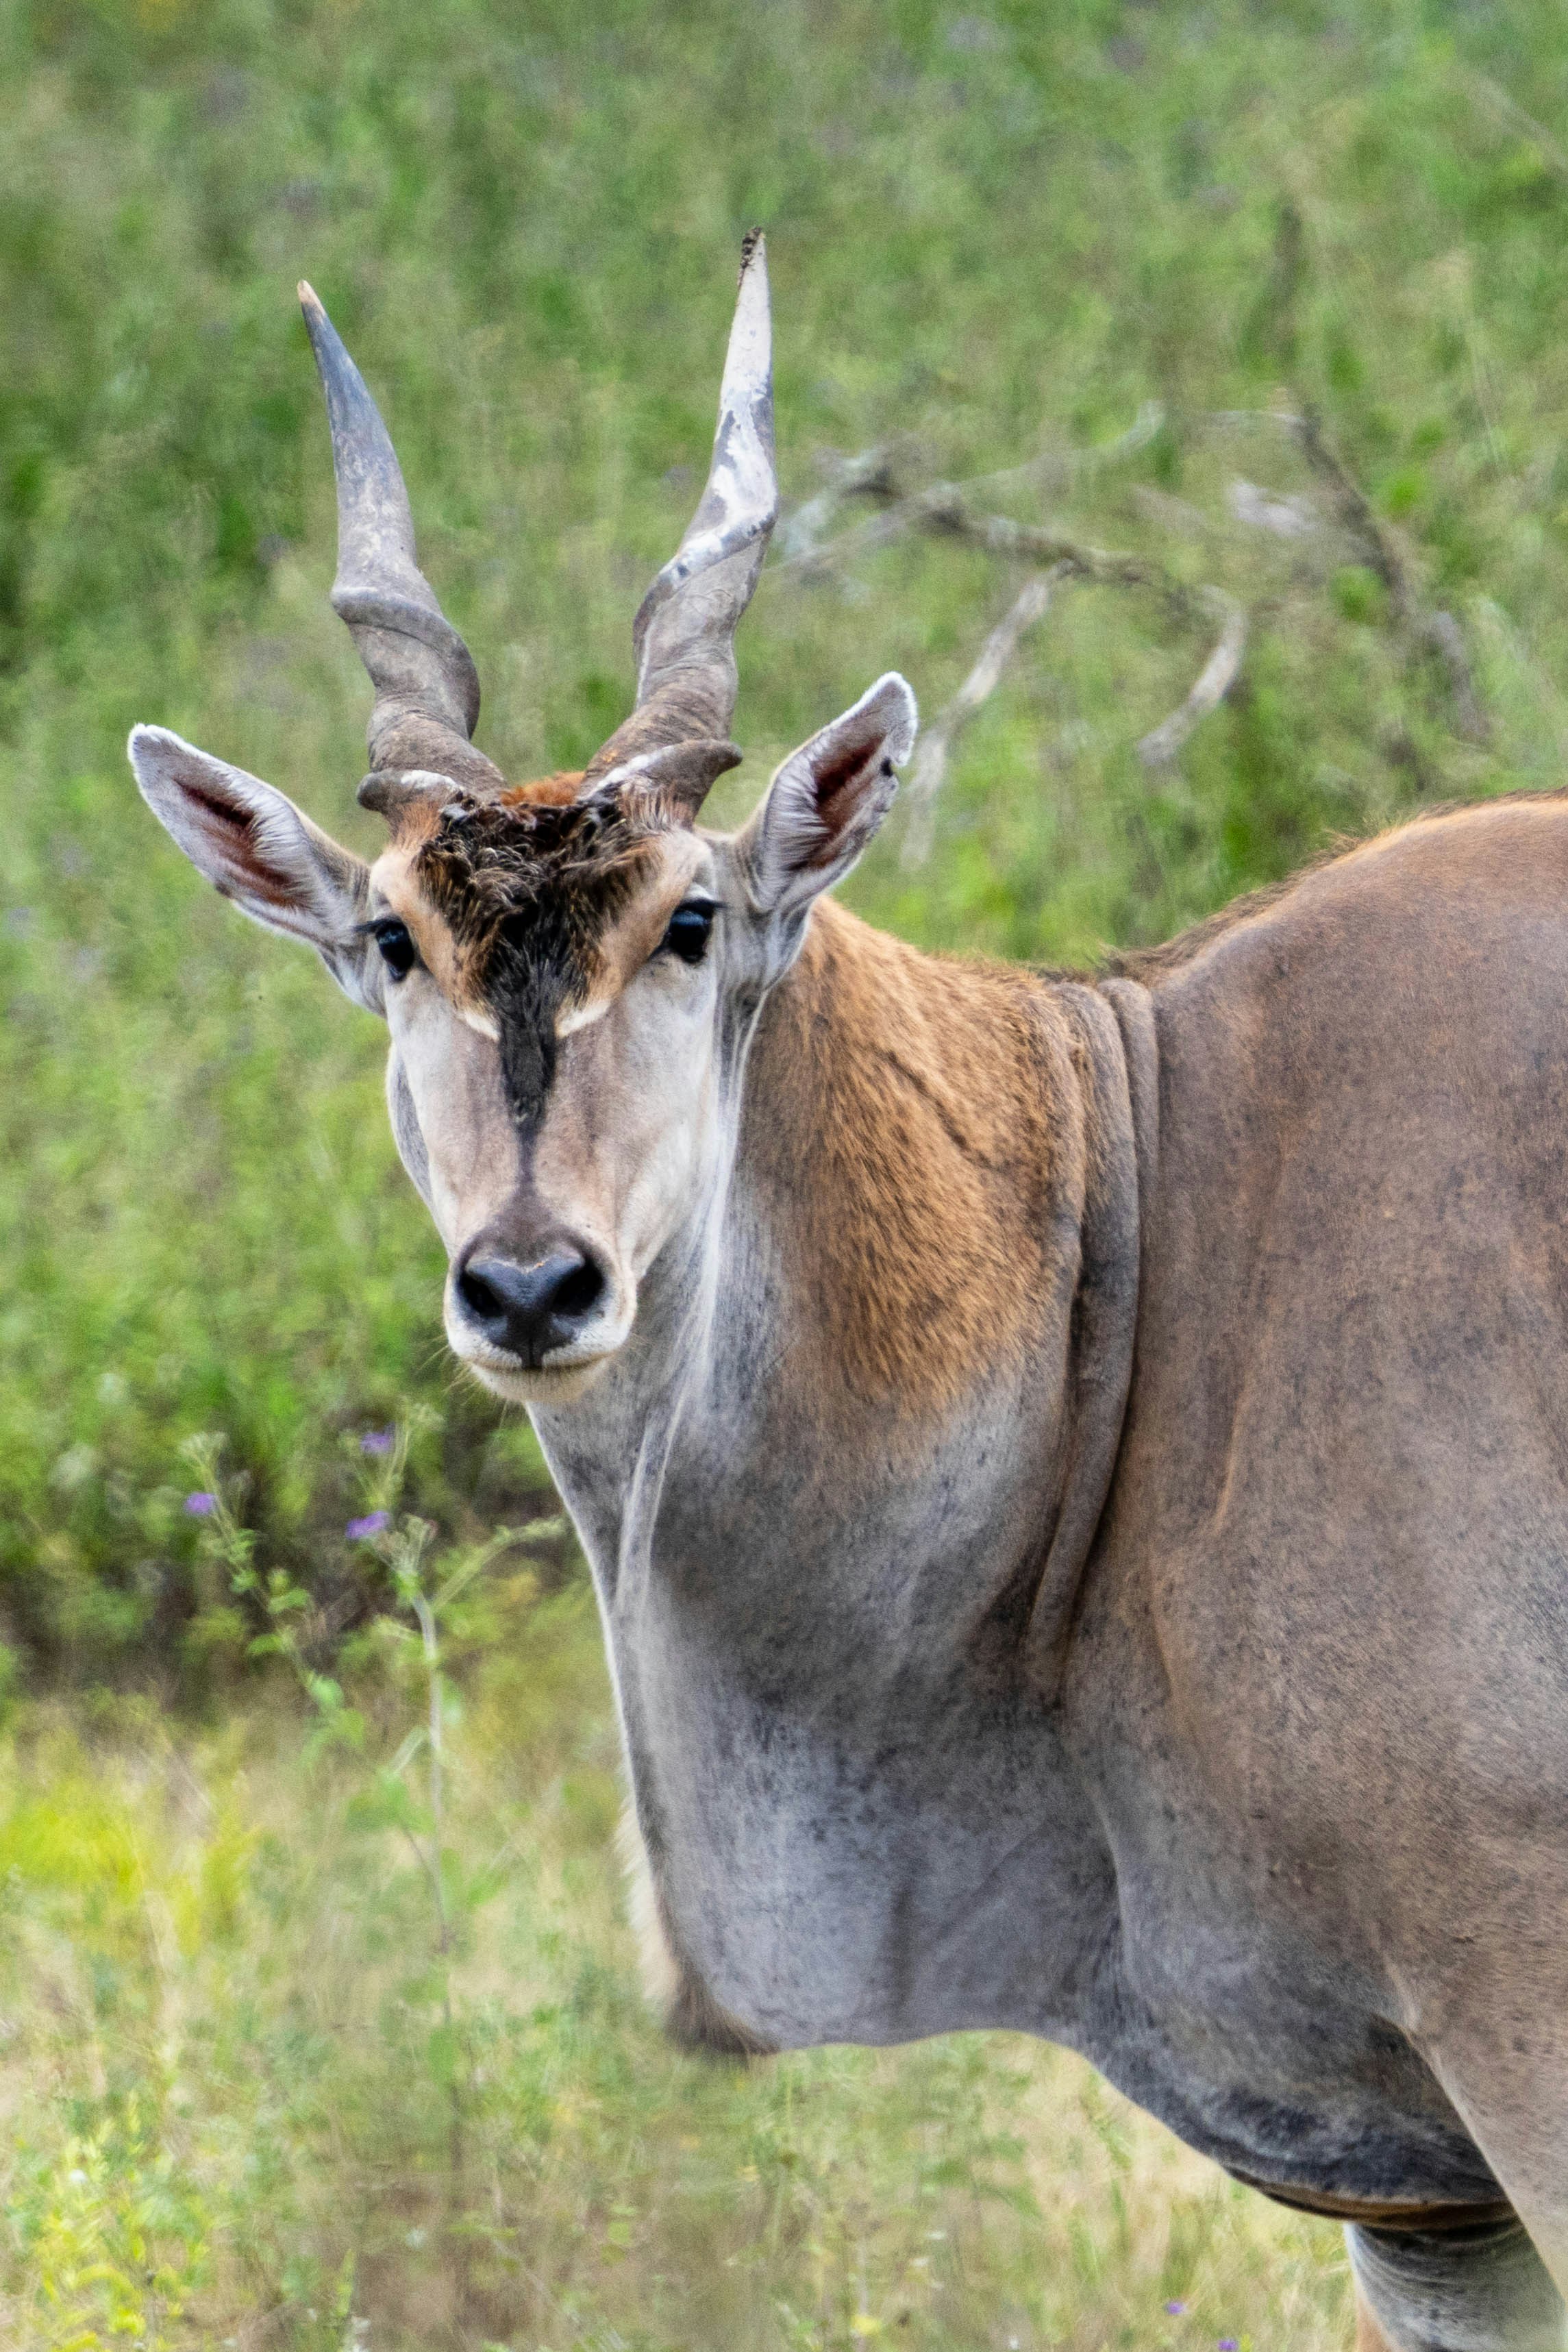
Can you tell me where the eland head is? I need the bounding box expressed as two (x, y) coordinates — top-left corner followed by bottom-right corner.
(130, 238), (916, 1402)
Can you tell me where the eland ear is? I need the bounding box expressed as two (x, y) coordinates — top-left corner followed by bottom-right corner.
(739, 673), (917, 917)
(128, 726), (381, 1013)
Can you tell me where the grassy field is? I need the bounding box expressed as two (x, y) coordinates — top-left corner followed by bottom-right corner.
(7, 0), (1568, 2339)
(0, 1537), (1343, 2351)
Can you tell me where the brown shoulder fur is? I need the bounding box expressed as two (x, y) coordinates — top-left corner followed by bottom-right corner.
(745, 898), (1089, 1418)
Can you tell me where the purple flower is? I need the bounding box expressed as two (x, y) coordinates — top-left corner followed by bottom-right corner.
(184, 1491), (218, 1518)
(347, 1511), (390, 1542)
(360, 1428), (395, 1456)
(1163, 2305), (1185, 2318)
(1218, 2338), (1239, 2349)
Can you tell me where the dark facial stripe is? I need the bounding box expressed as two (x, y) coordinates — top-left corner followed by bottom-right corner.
(493, 944), (565, 1131)
(413, 791), (661, 1130)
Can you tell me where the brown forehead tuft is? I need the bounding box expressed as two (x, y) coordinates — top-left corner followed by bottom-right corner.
(378, 771), (589, 851)
(413, 788), (669, 1001)
(499, 771), (587, 810)
(412, 785), (688, 1127)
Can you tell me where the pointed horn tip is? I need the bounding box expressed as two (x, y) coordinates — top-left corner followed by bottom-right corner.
(297, 280), (322, 312)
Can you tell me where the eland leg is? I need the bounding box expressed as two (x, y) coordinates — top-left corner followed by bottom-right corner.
(1346, 2218), (1567, 2352)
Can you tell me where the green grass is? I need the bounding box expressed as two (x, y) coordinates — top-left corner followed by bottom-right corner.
(0, 1582), (1346, 2350)
(7, 0), (1568, 2337)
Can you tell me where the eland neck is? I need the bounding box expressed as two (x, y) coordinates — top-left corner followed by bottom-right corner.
(531, 899), (1147, 2052)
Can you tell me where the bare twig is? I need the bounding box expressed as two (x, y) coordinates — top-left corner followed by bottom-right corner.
(777, 429), (1240, 852)
(775, 476), (1180, 608)
(1133, 483), (1222, 541)
(1295, 410), (1489, 743)
(1293, 410), (1413, 623)
(779, 385), (1485, 851)
(776, 441), (907, 560)
(900, 564), (1073, 868)
(778, 403), (1166, 566)
(1206, 405), (1488, 745)
(1226, 479), (1317, 539)
(771, 482), (931, 575)
(923, 491), (1178, 594)
(958, 399), (1167, 506)
(1137, 591), (1247, 769)
(1421, 609), (1488, 745)
(771, 404), (1169, 587)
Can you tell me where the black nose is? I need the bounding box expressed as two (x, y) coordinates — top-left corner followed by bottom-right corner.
(453, 1240), (606, 1365)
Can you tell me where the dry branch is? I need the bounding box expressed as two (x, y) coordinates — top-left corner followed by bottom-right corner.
(1226, 479), (1317, 539)
(774, 436), (1245, 852)
(1295, 410), (1488, 745)
(1137, 591), (1248, 770)
(920, 491), (1178, 595)
(957, 399), (1167, 508)
(772, 405), (1169, 586)
(772, 397), (1501, 855)
(773, 384), (1487, 863)
(1421, 608), (1488, 745)
(775, 477), (1184, 612)
(776, 442), (907, 561)
(1208, 406), (1488, 745)
(1294, 410), (1413, 623)
(899, 564), (1073, 869)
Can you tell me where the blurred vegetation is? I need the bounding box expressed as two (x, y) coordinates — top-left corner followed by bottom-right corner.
(0, 1535), (1343, 2350)
(4, 0), (1568, 2337)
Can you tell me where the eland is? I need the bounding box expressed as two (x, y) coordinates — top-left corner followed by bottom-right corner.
(131, 238), (1568, 2349)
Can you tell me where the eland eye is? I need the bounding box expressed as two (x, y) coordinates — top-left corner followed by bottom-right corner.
(661, 900), (717, 965)
(373, 919), (418, 981)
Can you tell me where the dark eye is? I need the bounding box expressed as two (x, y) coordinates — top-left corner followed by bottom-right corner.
(662, 900), (716, 965)
(373, 919), (418, 981)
